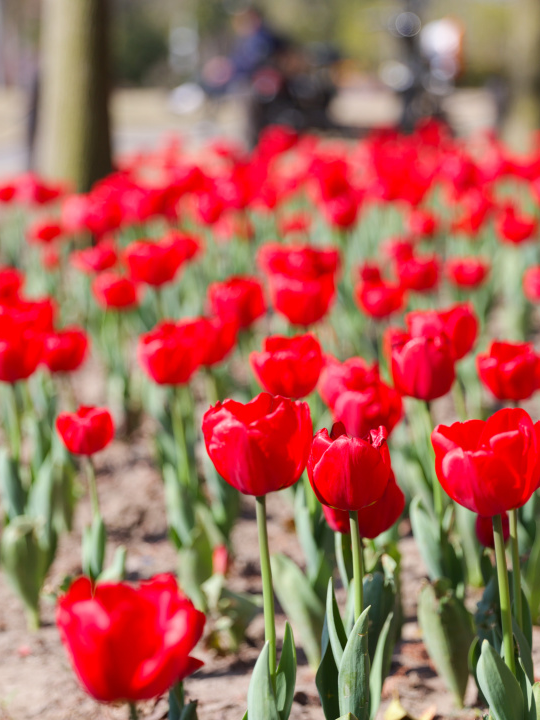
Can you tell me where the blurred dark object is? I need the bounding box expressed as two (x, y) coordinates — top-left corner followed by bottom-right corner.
(382, 0), (463, 132)
(37, 0), (112, 192)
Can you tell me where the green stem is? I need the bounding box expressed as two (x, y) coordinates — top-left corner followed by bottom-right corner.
(424, 401), (444, 525)
(255, 495), (276, 682)
(172, 385), (194, 491)
(128, 702), (138, 720)
(493, 514), (516, 674)
(452, 378), (468, 422)
(85, 457), (100, 517)
(7, 382), (21, 462)
(349, 510), (364, 621)
(509, 509), (523, 630)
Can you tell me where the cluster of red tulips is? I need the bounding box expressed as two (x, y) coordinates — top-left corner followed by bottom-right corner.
(3, 119), (540, 718)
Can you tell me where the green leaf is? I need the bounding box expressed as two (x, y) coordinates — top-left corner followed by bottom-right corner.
(363, 572), (396, 663)
(270, 553), (324, 669)
(417, 581), (474, 707)
(515, 658), (536, 720)
(326, 578), (347, 668)
(531, 682), (540, 720)
(247, 643), (279, 720)
(512, 616), (534, 684)
(0, 449), (27, 520)
(163, 464), (196, 548)
(99, 545), (127, 582)
(275, 622), (296, 720)
(409, 496), (443, 581)
(524, 530), (540, 624)
(369, 612), (396, 720)
(338, 605), (371, 720)
(476, 640), (524, 720)
(316, 617), (340, 720)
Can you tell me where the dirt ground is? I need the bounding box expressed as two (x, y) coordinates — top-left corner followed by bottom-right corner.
(0, 408), (512, 720)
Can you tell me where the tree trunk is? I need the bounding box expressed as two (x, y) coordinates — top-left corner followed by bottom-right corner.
(36, 0), (112, 192)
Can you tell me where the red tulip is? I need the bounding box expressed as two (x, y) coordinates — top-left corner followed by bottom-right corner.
(451, 189), (492, 235)
(446, 257), (490, 289)
(279, 213), (311, 236)
(497, 204), (537, 245)
(396, 254), (440, 293)
(307, 422), (391, 512)
(431, 408), (540, 515)
(0, 296), (56, 333)
(207, 276), (266, 329)
(475, 513), (510, 549)
(71, 241), (118, 274)
(125, 238), (184, 287)
(56, 406), (114, 455)
(138, 320), (203, 385)
(477, 341), (540, 401)
(319, 356), (402, 437)
(196, 316), (238, 368)
(355, 277), (406, 319)
(322, 470), (404, 538)
(42, 328), (89, 373)
(250, 334), (323, 399)
(259, 244), (339, 326)
(406, 304), (478, 360)
(0, 317), (43, 383)
(92, 272), (140, 310)
(27, 219), (63, 245)
(57, 574), (205, 703)
(386, 326), (455, 401)
(523, 267), (540, 303)
(408, 208), (439, 238)
(0, 267), (24, 302)
(202, 393), (312, 496)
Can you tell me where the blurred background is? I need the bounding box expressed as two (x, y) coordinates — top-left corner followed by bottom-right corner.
(0, 0), (539, 189)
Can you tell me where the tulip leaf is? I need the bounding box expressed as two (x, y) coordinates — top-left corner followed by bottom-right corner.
(409, 496), (443, 581)
(476, 640), (524, 720)
(270, 553), (324, 669)
(163, 463), (196, 549)
(337, 715), (360, 720)
(0, 449), (27, 520)
(515, 658), (536, 720)
(316, 616), (340, 720)
(532, 683), (540, 720)
(326, 578), (347, 668)
(369, 611), (396, 720)
(363, 572), (396, 663)
(99, 545), (127, 582)
(512, 616), (534, 683)
(523, 531), (540, 624)
(275, 621), (296, 720)
(247, 642), (280, 720)
(417, 580), (474, 707)
(82, 514), (106, 581)
(338, 605), (371, 720)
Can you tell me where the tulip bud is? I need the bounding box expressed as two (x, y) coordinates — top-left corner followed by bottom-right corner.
(1, 516), (50, 629)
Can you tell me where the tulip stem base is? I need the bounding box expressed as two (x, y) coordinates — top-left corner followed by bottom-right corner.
(349, 511), (364, 621)
(493, 514), (516, 675)
(128, 702), (138, 719)
(255, 495), (277, 682)
(509, 509), (523, 630)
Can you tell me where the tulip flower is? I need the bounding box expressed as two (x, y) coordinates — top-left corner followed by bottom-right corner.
(477, 340), (540, 401)
(42, 327), (89, 373)
(386, 327), (455, 401)
(56, 406), (114, 456)
(446, 257), (490, 289)
(406, 304), (478, 360)
(92, 272), (140, 310)
(407, 207), (439, 237)
(202, 393), (312, 497)
(322, 470), (404, 539)
(207, 276), (266, 330)
(250, 334), (323, 398)
(196, 316), (238, 368)
(396, 254), (440, 293)
(124, 238), (186, 287)
(0, 317), (43, 384)
(355, 275), (406, 320)
(27, 218), (63, 244)
(497, 204), (537, 245)
(319, 356), (402, 437)
(308, 422), (391, 618)
(57, 574), (205, 706)
(432, 407), (540, 671)
(258, 243), (340, 326)
(523, 266), (540, 303)
(138, 321), (203, 386)
(0, 267), (24, 301)
(71, 241), (118, 274)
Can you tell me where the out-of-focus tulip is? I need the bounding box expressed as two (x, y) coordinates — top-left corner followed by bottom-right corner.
(405, 304), (478, 360)
(138, 320), (203, 385)
(57, 574), (205, 702)
(446, 257), (490, 289)
(0, 267), (24, 302)
(92, 272), (140, 310)
(27, 219), (63, 245)
(523, 267), (540, 302)
(42, 328), (89, 373)
(207, 276), (266, 329)
(475, 512), (509, 549)
(250, 334), (323, 399)
(497, 204), (537, 245)
(477, 340), (540, 401)
(396, 254), (440, 293)
(71, 242), (118, 274)
(0, 317), (43, 383)
(202, 393), (312, 496)
(56, 406), (114, 455)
